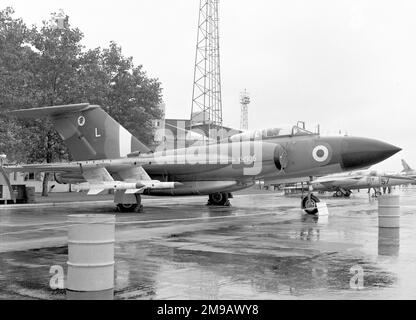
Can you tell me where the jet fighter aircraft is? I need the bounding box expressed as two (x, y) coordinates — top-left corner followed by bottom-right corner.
(5, 103), (401, 214)
(304, 170), (415, 197)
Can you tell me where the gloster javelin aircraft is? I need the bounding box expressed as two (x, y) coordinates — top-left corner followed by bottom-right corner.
(6, 103), (401, 214)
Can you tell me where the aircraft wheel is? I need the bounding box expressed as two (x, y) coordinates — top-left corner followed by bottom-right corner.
(117, 203), (138, 212)
(117, 194), (142, 213)
(302, 194), (320, 215)
(335, 190), (343, 197)
(345, 190), (352, 198)
(208, 192), (230, 206)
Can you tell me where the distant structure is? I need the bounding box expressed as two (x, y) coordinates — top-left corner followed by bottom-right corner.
(50, 9), (69, 30)
(190, 0), (223, 137)
(0, 153), (6, 166)
(152, 102), (166, 149)
(240, 89), (250, 130)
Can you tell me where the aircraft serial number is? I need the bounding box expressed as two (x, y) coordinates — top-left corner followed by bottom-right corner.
(238, 155), (257, 164)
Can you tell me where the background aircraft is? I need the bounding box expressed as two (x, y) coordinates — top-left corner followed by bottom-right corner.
(307, 170), (414, 197)
(400, 159), (416, 179)
(5, 103), (401, 214)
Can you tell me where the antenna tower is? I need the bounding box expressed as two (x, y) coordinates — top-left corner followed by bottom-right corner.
(240, 89), (250, 130)
(190, 0), (223, 134)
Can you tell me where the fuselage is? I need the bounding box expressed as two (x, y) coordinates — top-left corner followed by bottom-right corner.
(54, 134), (401, 196)
(312, 175), (413, 192)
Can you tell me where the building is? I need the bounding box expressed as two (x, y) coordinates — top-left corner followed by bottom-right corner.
(1, 155), (71, 195)
(8, 171), (71, 193)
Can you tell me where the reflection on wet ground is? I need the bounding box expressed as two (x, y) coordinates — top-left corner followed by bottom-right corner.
(1, 187), (416, 299)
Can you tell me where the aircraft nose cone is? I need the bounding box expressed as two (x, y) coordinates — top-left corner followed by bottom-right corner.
(341, 137), (401, 170)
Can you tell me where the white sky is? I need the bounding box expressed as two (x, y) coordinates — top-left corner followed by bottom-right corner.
(2, 0), (416, 171)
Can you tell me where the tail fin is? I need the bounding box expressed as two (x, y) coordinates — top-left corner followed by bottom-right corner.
(401, 159), (413, 172)
(10, 103), (150, 161)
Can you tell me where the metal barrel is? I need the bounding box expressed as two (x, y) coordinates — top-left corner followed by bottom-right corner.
(67, 214), (115, 292)
(378, 194), (400, 228)
(378, 227), (400, 256)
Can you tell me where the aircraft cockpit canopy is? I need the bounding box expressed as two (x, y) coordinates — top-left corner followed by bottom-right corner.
(229, 125), (315, 142)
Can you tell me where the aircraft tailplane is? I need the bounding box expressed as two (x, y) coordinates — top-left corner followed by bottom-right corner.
(401, 159), (413, 173)
(10, 103), (150, 161)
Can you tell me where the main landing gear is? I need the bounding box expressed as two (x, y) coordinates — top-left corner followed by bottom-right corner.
(368, 188), (382, 198)
(116, 194), (143, 213)
(333, 189), (352, 198)
(207, 192), (232, 206)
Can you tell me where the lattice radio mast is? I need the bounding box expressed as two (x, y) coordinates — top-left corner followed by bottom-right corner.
(240, 89), (250, 130)
(190, 0), (223, 134)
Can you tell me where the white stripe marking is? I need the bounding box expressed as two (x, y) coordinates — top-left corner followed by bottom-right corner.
(119, 126), (132, 157)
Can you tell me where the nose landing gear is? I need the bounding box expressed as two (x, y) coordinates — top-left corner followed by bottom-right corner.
(301, 177), (320, 214)
(301, 194), (320, 214)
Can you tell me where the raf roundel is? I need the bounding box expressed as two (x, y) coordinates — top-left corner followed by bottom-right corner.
(312, 145), (329, 162)
(77, 116), (86, 127)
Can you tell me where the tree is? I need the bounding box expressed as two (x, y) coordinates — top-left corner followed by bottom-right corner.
(0, 7), (34, 111)
(20, 13), (85, 195)
(0, 8), (164, 196)
(99, 42), (163, 145)
(0, 8), (33, 162)
(0, 117), (24, 162)
(76, 42), (163, 145)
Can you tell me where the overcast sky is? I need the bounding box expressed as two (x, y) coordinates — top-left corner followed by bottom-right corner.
(3, 0), (416, 171)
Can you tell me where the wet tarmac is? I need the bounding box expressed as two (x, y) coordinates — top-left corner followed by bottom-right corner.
(1, 187), (416, 300)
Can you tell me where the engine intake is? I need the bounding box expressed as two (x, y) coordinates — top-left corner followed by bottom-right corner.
(274, 144), (288, 171)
